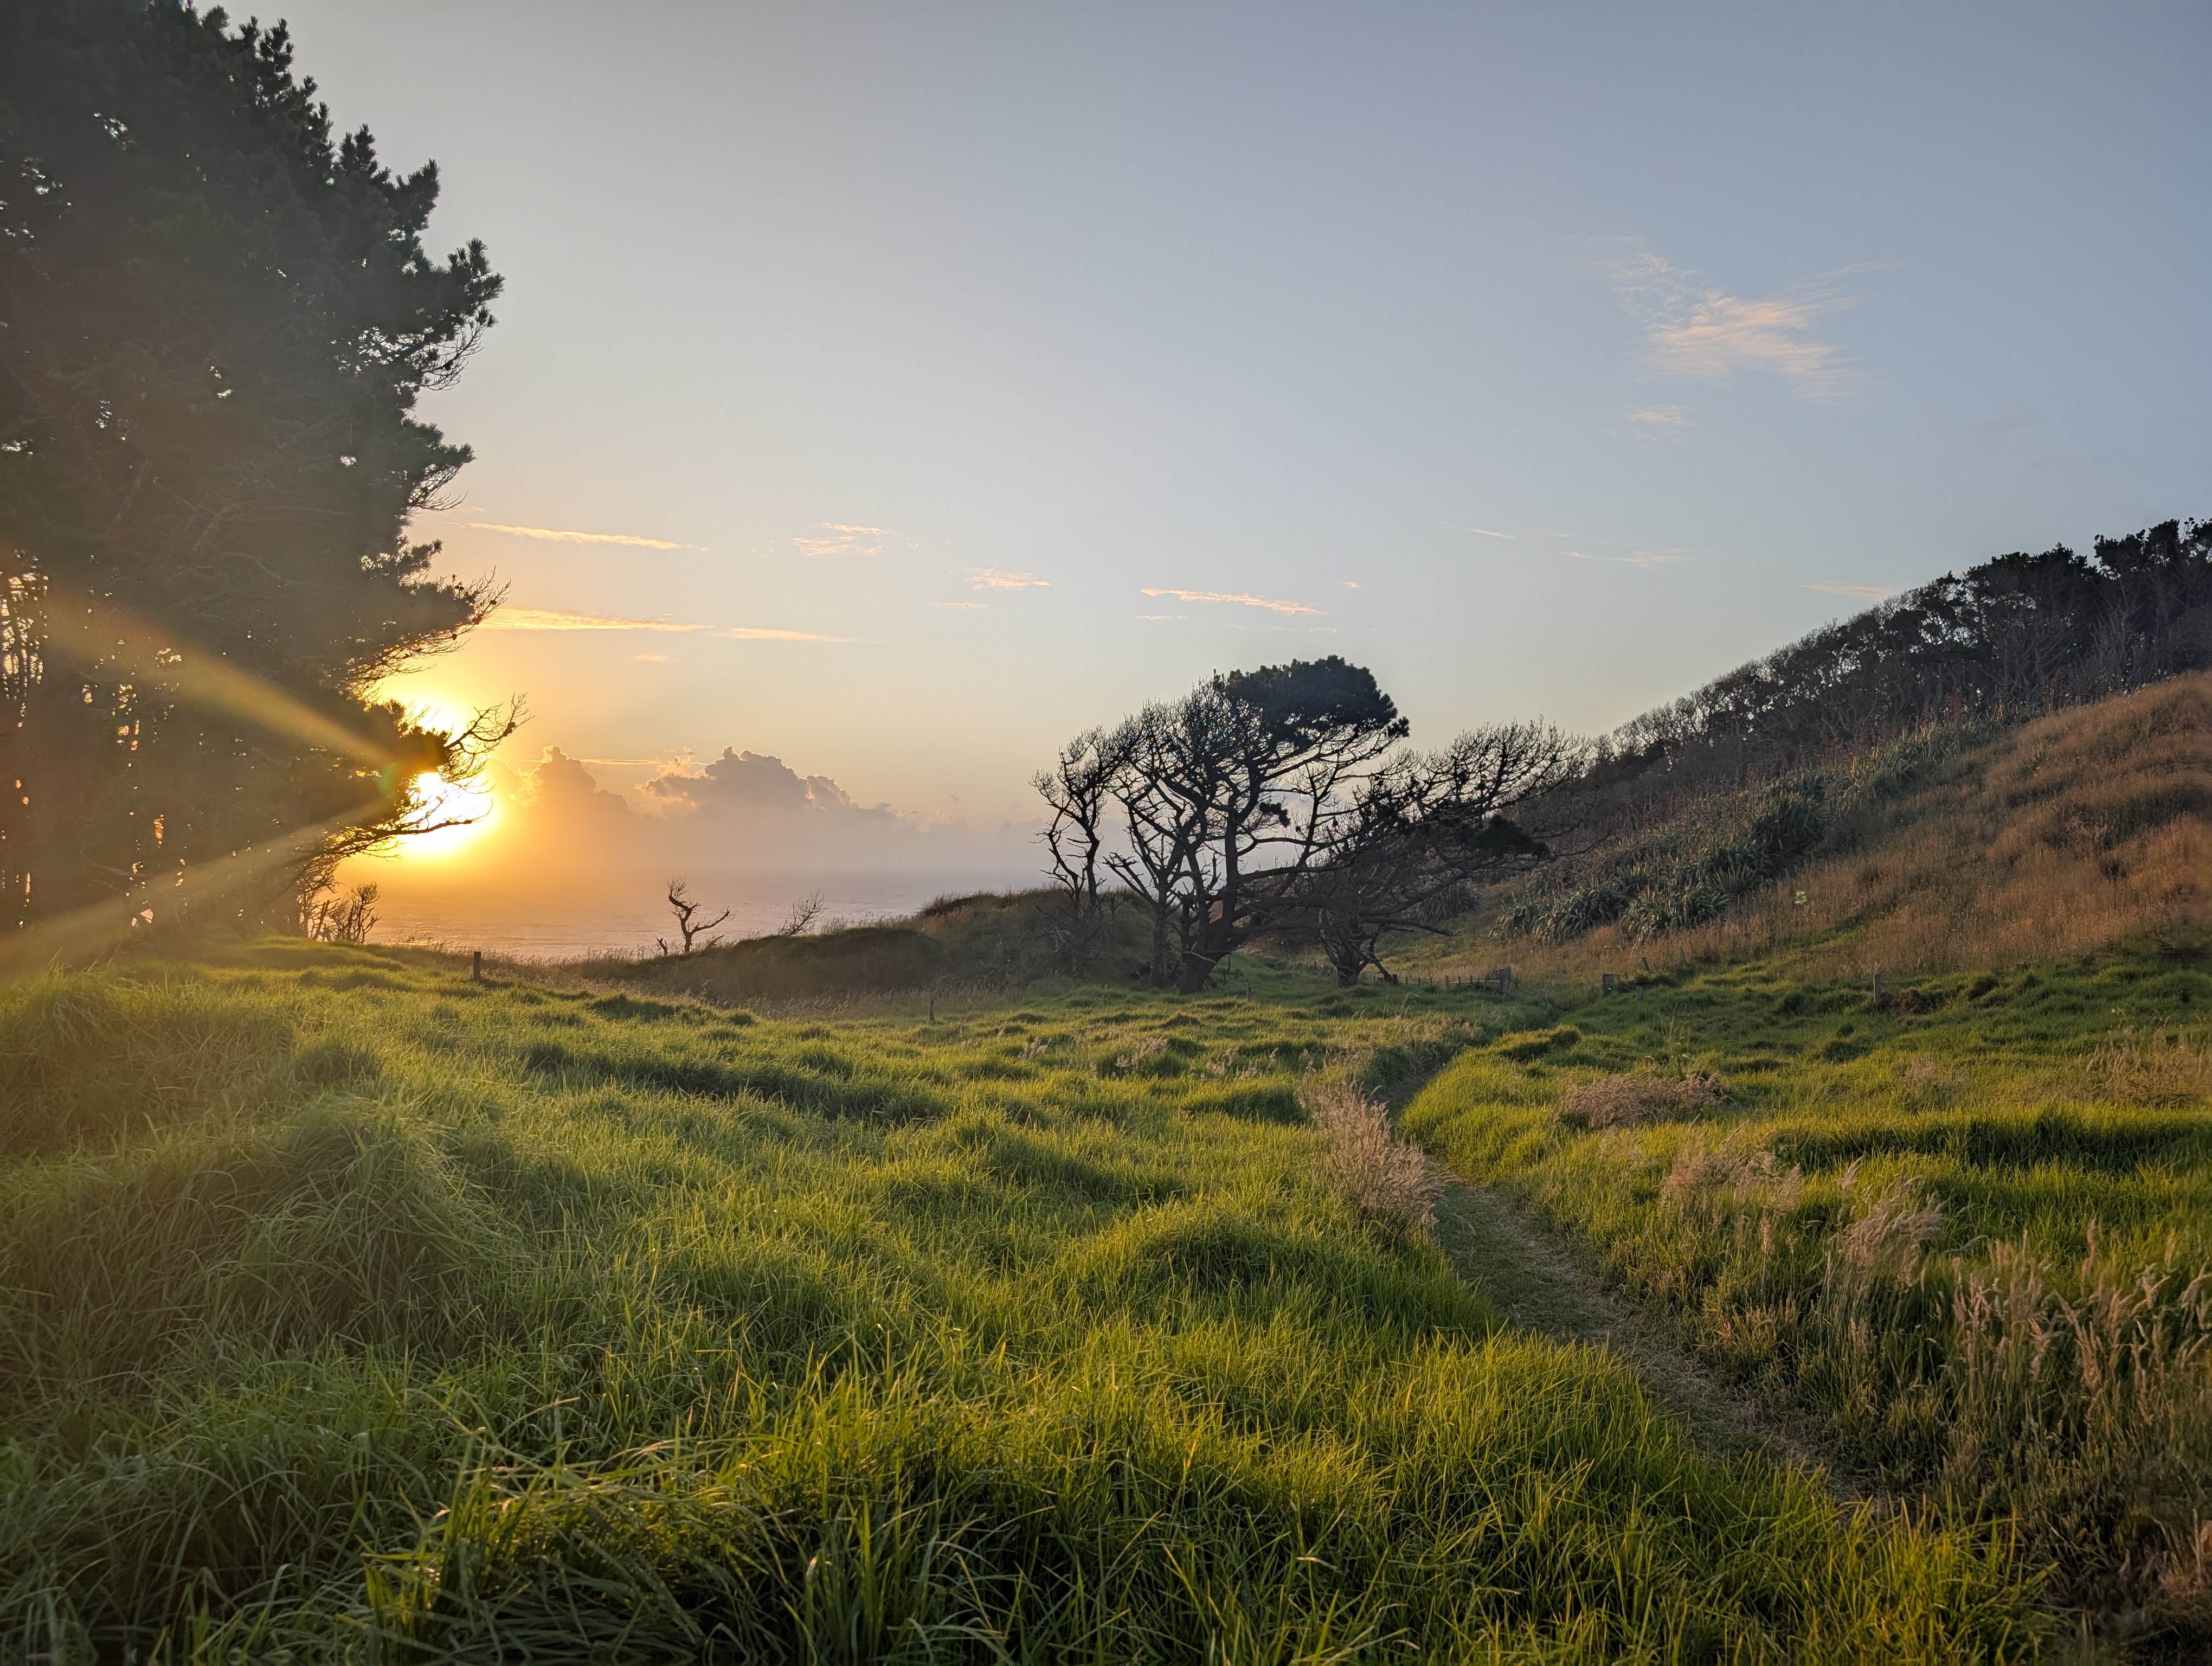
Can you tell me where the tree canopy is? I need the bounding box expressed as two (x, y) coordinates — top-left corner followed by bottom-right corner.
(0, 0), (510, 932)
(1042, 657), (1568, 989)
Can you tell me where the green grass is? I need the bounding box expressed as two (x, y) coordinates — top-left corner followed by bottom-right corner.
(1402, 941), (2212, 1643)
(0, 942), (2040, 1662)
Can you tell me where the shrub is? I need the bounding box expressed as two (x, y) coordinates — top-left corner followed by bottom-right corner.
(1302, 1079), (1441, 1233)
(1557, 1071), (1726, 1129)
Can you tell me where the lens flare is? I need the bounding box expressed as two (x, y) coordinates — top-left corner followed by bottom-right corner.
(399, 770), (498, 861)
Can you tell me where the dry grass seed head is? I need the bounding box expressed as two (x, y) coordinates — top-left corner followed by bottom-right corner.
(1558, 1070), (1726, 1130)
(1300, 1078), (1441, 1234)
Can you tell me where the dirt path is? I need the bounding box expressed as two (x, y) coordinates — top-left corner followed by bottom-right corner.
(1427, 1175), (1842, 1484)
(1369, 1061), (1837, 1484)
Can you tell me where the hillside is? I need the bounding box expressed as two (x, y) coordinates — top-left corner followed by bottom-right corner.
(1432, 670), (2207, 986)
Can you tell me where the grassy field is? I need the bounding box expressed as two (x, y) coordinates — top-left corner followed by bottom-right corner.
(1404, 937), (2212, 1646)
(0, 943), (2045, 1663)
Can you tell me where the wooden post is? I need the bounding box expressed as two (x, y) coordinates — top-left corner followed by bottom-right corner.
(471, 950), (483, 983)
(1602, 972), (1615, 995)
(929, 994), (936, 1023)
(1872, 971), (1882, 1002)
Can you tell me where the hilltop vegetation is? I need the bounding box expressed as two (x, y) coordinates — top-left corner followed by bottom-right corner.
(1467, 671), (2207, 985)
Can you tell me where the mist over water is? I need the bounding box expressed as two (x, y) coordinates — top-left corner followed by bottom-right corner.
(369, 868), (1038, 961)
(339, 746), (1046, 960)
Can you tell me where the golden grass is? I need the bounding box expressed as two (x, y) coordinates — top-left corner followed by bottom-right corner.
(1468, 672), (2208, 983)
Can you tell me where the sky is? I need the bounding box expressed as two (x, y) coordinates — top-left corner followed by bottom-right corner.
(278, 2), (2210, 911)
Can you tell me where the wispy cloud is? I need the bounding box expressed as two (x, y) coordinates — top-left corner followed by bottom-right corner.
(968, 568), (1049, 591)
(1564, 550), (1687, 572)
(478, 606), (853, 640)
(929, 601), (989, 610)
(795, 522), (902, 559)
(471, 523), (689, 549)
(1135, 613), (1188, 621)
(1626, 405), (1693, 439)
(715, 626), (859, 643)
(1606, 247), (1866, 399)
(1141, 587), (1321, 617)
(1804, 581), (1896, 600)
(1464, 526), (1513, 540)
(480, 607), (702, 631)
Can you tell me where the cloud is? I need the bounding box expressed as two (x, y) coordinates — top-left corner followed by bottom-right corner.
(1464, 526), (1513, 540)
(1140, 587), (1321, 617)
(1564, 550), (1686, 572)
(795, 522), (902, 558)
(475, 607), (852, 640)
(715, 626), (859, 643)
(641, 747), (864, 816)
(1626, 405), (1693, 439)
(968, 568), (1049, 591)
(471, 523), (687, 549)
(1607, 248), (1865, 398)
(480, 607), (702, 631)
(1135, 613), (1188, 621)
(634, 653), (673, 662)
(929, 601), (989, 610)
(1804, 581), (1896, 600)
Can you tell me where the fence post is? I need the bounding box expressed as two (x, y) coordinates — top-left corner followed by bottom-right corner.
(472, 950), (483, 983)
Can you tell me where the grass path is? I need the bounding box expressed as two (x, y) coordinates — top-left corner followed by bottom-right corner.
(1428, 1174), (1841, 1485)
(1379, 1055), (1840, 1485)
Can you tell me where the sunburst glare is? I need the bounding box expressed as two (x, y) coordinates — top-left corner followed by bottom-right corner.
(400, 770), (497, 861)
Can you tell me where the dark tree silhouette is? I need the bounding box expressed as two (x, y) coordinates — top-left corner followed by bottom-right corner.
(1035, 727), (1127, 973)
(776, 892), (825, 937)
(1097, 658), (1406, 990)
(0, 2), (512, 933)
(1301, 722), (1582, 984)
(663, 879), (730, 957)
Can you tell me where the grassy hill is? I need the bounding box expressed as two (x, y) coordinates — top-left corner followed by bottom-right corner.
(3, 946), (2046, 1662)
(1441, 671), (2206, 987)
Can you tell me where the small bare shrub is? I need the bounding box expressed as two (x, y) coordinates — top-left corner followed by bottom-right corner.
(1558, 1070), (1726, 1130)
(1302, 1078), (1441, 1234)
(1901, 1053), (1966, 1105)
(2089, 1025), (2211, 1104)
(305, 883), (378, 945)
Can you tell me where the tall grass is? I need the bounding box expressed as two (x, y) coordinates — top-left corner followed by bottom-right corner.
(1403, 946), (2212, 1643)
(1476, 670), (2207, 984)
(0, 945), (2040, 1661)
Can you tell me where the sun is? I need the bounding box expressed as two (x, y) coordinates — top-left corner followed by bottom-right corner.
(399, 769), (498, 861)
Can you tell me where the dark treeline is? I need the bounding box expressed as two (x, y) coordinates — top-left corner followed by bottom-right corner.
(0, 1), (510, 936)
(1502, 520), (2211, 945)
(1592, 521), (2211, 801)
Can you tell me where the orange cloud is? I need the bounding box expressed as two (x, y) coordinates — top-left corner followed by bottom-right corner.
(471, 523), (687, 549)
(480, 607), (700, 631)
(1140, 587), (1320, 617)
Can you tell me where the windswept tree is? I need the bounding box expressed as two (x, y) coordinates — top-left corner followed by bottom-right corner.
(1102, 658), (1406, 991)
(1301, 721), (1584, 984)
(0, 2), (513, 934)
(1034, 725), (1128, 974)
